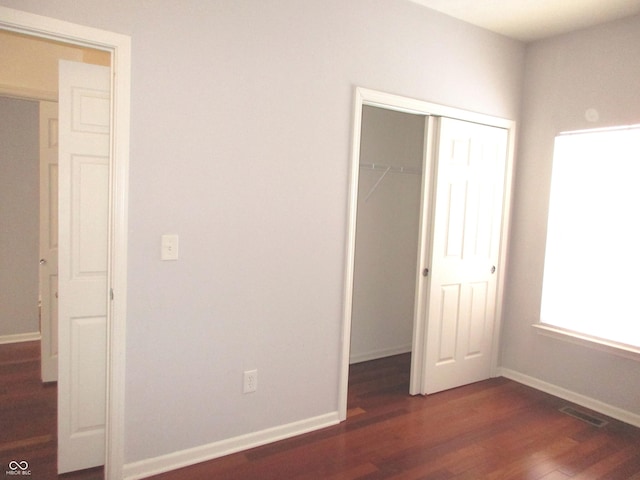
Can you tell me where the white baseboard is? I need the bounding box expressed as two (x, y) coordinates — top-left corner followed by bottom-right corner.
(0, 332), (41, 345)
(123, 411), (340, 480)
(349, 344), (411, 364)
(499, 367), (640, 428)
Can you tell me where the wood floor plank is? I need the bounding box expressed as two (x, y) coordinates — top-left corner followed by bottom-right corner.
(0, 434), (52, 453)
(572, 445), (640, 479)
(3, 344), (640, 480)
(539, 471), (572, 480)
(148, 354), (640, 480)
(0, 341), (103, 479)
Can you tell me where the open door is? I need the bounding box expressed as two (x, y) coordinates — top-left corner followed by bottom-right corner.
(57, 59), (110, 473)
(423, 117), (508, 394)
(39, 100), (59, 383)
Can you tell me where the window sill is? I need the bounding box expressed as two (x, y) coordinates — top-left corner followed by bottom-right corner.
(532, 323), (640, 362)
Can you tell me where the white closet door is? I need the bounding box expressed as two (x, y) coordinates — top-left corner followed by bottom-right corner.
(58, 59), (110, 473)
(423, 117), (508, 394)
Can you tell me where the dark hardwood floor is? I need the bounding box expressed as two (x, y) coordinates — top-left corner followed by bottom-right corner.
(148, 354), (640, 480)
(0, 341), (103, 480)
(2, 342), (640, 479)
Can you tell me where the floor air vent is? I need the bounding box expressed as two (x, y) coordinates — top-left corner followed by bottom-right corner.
(559, 406), (608, 427)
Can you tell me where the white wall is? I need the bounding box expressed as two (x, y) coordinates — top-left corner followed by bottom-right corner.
(0, 96), (39, 337)
(0, 0), (525, 465)
(350, 106), (424, 363)
(502, 14), (640, 416)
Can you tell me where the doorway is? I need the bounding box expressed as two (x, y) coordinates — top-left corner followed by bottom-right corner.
(0, 30), (111, 383)
(0, 7), (131, 478)
(0, 95), (40, 346)
(0, 31), (110, 474)
(339, 88), (515, 420)
(348, 105), (424, 385)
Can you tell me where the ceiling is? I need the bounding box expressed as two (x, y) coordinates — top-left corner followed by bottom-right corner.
(409, 0), (640, 42)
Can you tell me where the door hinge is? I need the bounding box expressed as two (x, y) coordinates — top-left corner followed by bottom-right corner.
(110, 288), (114, 301)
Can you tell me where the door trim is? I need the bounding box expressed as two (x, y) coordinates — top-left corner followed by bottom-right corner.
(340, 87), (515, 419)
(0, 7), (131, 479)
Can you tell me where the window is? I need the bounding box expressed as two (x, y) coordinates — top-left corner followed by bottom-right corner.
(539, 125), (640, 352)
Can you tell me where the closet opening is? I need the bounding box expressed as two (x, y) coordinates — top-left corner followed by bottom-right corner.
(348, 105), (426, 400)
(339, 88), (516, 421)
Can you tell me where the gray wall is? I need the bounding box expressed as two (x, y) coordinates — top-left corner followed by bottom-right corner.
(0, 0), (525, 464)
(0, 96), (39, 337)
(502, 14), (640, 415)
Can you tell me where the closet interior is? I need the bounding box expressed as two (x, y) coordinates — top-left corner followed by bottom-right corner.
(349, 105), (425, 365)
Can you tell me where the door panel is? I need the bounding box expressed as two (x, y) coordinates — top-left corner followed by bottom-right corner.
(58, 60), (110, 474)
(71, 317), (107, 430)
(424, 117), (507, 394)
(436, 284), (460, 364)
(466, 282), (488, 357)
(39, 100), (59, 382)
(74, 158), (109, 274)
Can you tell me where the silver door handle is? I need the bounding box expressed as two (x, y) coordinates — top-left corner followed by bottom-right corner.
(39, 258), (47, 265)
(491, 265), (496, 274)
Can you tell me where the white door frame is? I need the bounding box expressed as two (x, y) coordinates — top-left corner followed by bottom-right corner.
(339, 87), (515, 420)
(0, 7), (131, 479)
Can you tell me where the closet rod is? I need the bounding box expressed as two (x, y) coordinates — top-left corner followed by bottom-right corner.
(360, 162), (422, 202)
(359, 162), (422, 175)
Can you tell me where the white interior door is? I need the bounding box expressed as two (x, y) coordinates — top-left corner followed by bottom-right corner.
(423, 117), (508, 394)
(58, 59), (110, 473)
(39, 100), (59, 383)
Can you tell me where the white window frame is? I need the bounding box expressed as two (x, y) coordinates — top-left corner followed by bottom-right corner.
(535, 124), (640, 361)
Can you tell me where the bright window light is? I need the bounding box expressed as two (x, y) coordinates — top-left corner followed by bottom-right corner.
(540, 125), (640, 348)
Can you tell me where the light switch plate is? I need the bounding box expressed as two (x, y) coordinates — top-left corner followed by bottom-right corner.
(161, 234), (179, 260)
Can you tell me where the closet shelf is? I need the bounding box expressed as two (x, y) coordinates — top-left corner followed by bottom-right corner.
(360, 163), (422, 202)
(359, 162), (422, 175)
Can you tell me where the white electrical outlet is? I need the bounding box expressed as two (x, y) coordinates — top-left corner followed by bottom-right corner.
(243, 369), (257, 393)
(161, 234), (179, 260)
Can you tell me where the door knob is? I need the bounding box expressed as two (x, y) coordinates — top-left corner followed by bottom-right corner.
(39, 258), (47, 265)
(423, 268), (429, 277)
(491, 265), (496, 274)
